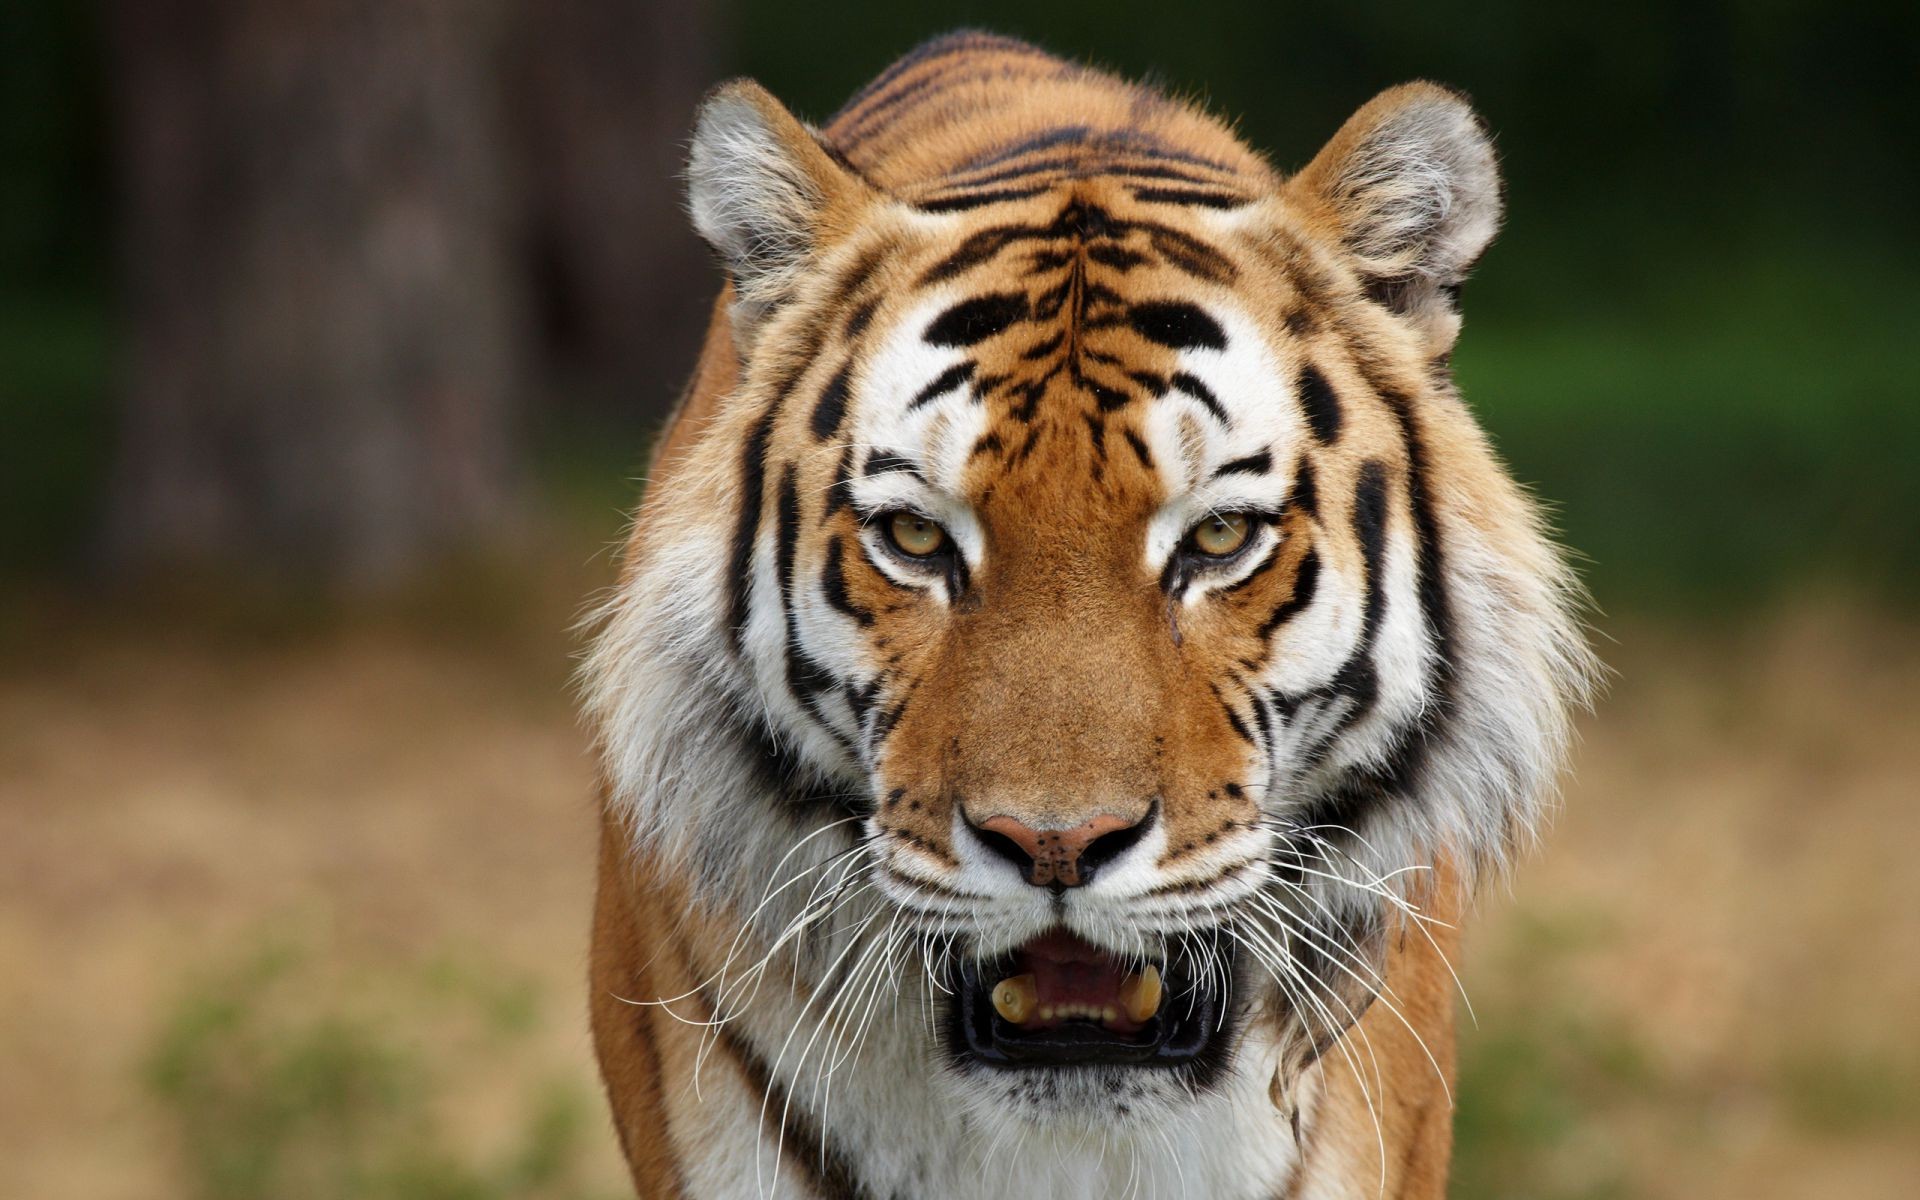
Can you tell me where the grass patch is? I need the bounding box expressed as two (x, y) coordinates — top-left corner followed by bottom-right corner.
(1450, 910), (1657, 1199)
(143, 942), (617, 1200)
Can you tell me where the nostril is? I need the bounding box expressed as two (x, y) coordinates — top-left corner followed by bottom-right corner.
(970, 822), (1037, 875)
(967, 802), (1157, 890)
(1076, 799), (1157, 883)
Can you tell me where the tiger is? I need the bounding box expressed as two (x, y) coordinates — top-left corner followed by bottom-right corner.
(581, 31), (1596, 1200)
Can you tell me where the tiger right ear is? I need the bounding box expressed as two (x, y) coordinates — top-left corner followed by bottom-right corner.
(1287, 82), (1502, 348)
(686, 80), (869, 339)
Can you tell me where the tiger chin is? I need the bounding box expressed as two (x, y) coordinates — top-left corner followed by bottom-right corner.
(581, 31), (1597, 1200)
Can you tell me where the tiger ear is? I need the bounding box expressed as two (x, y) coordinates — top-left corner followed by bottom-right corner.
(1288, 82), (1502, 344)
(687, 80), (870, 341)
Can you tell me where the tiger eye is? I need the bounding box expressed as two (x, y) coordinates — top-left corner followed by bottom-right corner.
(1192, 512), (1251, 557)
(887, 512), (948, 557)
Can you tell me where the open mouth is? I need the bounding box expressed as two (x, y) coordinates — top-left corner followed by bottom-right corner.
(948, 928), (1235, 1070)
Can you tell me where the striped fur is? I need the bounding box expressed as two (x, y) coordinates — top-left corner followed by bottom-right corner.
(583, 32), (1597, 1199)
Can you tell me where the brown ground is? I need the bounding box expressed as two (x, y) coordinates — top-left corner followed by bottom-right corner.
(3, 569), (1916, 1199)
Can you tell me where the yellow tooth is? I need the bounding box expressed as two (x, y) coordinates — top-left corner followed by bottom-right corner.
(1120, 965), (1163, 1023)
(1101, 1005), (1119, 1024)
(991, 975), (1037, 1024)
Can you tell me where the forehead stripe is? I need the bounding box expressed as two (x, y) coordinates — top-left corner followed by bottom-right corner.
(863, 450), (923, 480)
(1169, 372), (1229, 426)
(1212, 450), (1272, 479)
(1127, 301), (1227, 351)
(924, 292), (1030, 346)
(908, 361), (976, 411)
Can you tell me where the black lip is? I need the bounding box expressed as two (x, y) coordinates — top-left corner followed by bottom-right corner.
(945, 933), (1236, 1071)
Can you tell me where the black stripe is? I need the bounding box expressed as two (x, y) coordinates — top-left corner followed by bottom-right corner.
(811, 365), (853, 440)
(915, 185), (1050, 213)
(950, 124), (1095, 172)
(1169, 372), (1229, 425)
(775, 468), (828, 698)
(725, 407), (776, 655)
(1146, 228), (1237, 283)
(1127, 369), (1169, 396)
(1219, 541), (1282, 596)
(1259, 549), (1320, 639)
(1124, 429), (1155, 471)
(919, 225), (1027, 285)
(776, 468), (855, 753)
(1287, 457), (1319, 520)
(1248, 686), (1275, 749)
(1212, 450), (1273, 479)
(1214, 683), (1256, 745)
(1362, 387), (1457, 800)
(1128, 301), (1227, 351)
(924, 293), (1030, 346)
(824, 443), (855, 520)
(1130, 186), (1250, 209)
(844, 298), (878, 339)
(1088, 243), (1148, 270)
(1349, 461), (1391, 645)
(1296, 364), (1343, 444)
(909, 360), (976, 410)
(862, 450), (923, 480)
(822, 535), (874, 627)
(1021, 331), (1066, 360)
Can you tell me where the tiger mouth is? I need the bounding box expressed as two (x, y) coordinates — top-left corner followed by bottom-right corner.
(947, 928), (1237, 1070)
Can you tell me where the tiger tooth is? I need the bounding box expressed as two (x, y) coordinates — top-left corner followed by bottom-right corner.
(991, 975), (1037, 1024)
(1101, 1005), (1119, 1024)
(1120, 964), (1163, 1023)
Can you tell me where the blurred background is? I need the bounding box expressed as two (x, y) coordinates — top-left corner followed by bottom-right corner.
(3, 2), (1915, 1197)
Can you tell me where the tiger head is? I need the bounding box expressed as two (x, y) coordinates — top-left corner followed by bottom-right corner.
(586, 39), (1594, 1135)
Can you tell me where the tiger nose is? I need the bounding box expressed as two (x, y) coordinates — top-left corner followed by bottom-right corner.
(968, 806), (1156, 891)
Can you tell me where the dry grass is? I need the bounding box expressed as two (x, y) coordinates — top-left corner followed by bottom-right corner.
(3, 575), (1916, 1198)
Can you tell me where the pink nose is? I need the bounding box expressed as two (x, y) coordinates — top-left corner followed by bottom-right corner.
(972, 810), (1150, 889)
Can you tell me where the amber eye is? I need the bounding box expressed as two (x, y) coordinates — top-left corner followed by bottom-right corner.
(885, 511), (949, 558)
(1190, 512), (1252, 557)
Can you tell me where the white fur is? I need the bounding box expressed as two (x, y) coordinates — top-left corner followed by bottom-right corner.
(583, 151), (1595, 1198)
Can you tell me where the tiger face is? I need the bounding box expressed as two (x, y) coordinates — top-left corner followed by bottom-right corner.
(586, 38), (1593, 1144)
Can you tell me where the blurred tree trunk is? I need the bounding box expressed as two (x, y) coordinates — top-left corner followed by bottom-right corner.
(104, 0), (526, 584)
(514, 0), (715, 431)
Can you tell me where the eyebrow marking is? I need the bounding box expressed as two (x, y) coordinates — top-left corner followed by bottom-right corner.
(1168, 372), (1229, 426)
(908, 361), (976, 411)
(863, 450), (924, 480)
(1211, 450), (1273, 479)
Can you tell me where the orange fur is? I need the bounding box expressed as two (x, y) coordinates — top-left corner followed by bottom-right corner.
(584, 31), (1592, 1199)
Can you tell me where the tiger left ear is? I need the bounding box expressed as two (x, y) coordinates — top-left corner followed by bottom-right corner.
(686, 80), (872, 343)
(1287, 82), (1502, 345)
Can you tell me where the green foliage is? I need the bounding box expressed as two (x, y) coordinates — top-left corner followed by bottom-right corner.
(3, 1), (1917, 608)
(142, 944), (616, 1200)
(1449, 911), (1653, 1199)
(1776, 1049), (1920, 1138)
